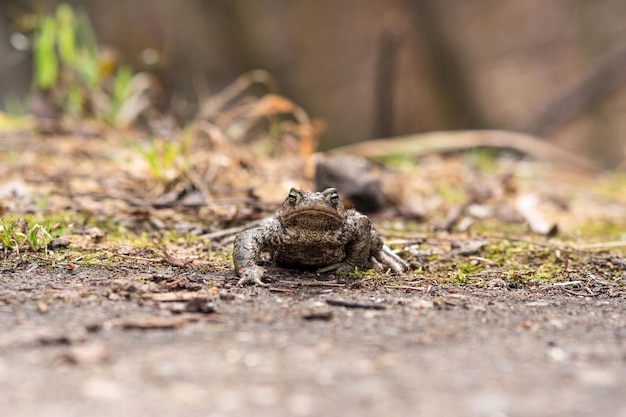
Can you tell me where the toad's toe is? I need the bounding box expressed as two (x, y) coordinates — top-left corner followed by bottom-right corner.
(237, 266), (270, 286)
(374, 245), (409, 274)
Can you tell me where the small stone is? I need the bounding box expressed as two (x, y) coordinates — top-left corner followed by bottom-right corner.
(81, 378), (123, 401)
(411, 299), (434, 310)
(49, 238), (70, 249)
(185, 298), (216, 314)
(546, 345), (570, 363)
(301, 306), (333, 321)
(526, 300), (549, 307)
(65, 343), (110, 365)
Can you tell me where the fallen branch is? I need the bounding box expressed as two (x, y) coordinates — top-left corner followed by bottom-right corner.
(328, 130), (594, 170)
(144, 291), (218, 302)
(326, 298), (386, 310)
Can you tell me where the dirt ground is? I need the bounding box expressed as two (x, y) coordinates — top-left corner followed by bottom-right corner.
(1, 260), (625, 417)
(1, 132), (626, 417)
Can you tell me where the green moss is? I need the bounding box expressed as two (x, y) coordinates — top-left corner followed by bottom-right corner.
(458, 262), (484, 275)
(574, 221), (626, 243)
(434, 184), (467, 206)
(532, 263), (563, 283)
(448, 270), (469, 284)
(596, 172), (626, 201)
(463, 148), (501, 175)
(376, 153), (419, 169)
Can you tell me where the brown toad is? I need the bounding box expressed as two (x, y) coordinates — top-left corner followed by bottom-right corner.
(233, 187), (409, 285)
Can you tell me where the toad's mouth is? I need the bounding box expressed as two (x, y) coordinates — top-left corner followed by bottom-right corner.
(282, 207), (345, 222)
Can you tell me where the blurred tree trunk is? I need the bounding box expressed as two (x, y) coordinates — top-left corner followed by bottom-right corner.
(373, 24), (402, 138)
(404, 0), (485, 129)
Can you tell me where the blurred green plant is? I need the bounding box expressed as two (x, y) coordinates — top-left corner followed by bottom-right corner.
(30, 3), (134, 123)
(139, 133), (192, 183)
(0, 216), (65, 254)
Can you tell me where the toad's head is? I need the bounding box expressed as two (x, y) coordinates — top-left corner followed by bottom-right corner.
(278, 187), (348, 230)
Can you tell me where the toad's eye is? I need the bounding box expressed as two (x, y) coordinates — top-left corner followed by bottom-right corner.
(329, 192), (339, 204)
(288, 189), (299, 203)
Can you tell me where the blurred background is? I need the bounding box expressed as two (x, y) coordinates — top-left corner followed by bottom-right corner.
(1, 0), (626, 167)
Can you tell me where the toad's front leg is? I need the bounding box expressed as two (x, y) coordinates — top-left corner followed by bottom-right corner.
(233, 229), (268, 286)
(233, 219), (283, 286)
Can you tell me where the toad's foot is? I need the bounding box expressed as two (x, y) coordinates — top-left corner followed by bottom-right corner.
(237, 265), (270, 286)
(373, 245), (409, 274)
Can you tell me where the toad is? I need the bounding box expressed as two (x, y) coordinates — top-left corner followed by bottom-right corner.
(233, 187), (409, 285)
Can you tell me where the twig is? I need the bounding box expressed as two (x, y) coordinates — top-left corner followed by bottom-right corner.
(165, 277), (185, 287)
(560, 288), (579, 296)
(326, 298), (386, 310)
(269, 287), (296, 294)
(153, 238), (188, 267)
(573, 241), (626, 250)
(144, 291), (217, 302)
(435, 202), (471, 232)
(384, 238), (425, 246)
(184, 166), (215, 210)
(467, 256), (498, 266)
(292, 281), (345, 287)
(384, 285), (424, 291)
(198, 69), (277, 120)
(100, 250), (160, 263)
(553, 281), (583, 287)
(200, 218), (268, 240)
